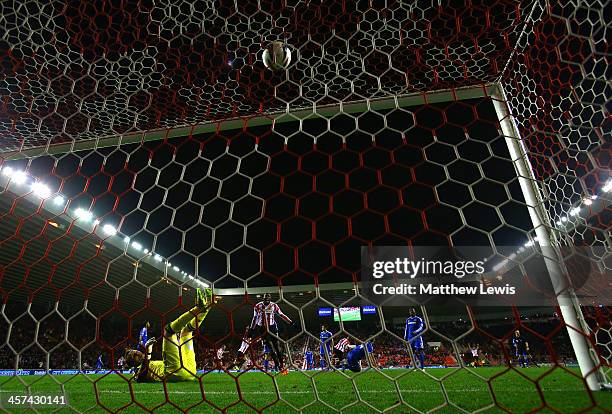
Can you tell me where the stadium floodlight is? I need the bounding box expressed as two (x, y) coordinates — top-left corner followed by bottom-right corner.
(144, 248), (149, 254)
(1, 166), (13, 176)
(74, 208), (93, 222)
(603, 179), (612, 193)
(561, 216), (568, 222)
(93, 219), (100, 225)
(524, 240), (534, 247)
(583, 197), (592, 206)
(569, 207), (580, 216)
(173, 266), (180, 272)
(102, 224), (117, 236)
(53, 195), (65, 206)
(31, 182), (51, 198)
(154, 254), (162, 262)
(492, 259), (508, 272)
(10, 170), (28, 185)
(131, 241), (142, 251)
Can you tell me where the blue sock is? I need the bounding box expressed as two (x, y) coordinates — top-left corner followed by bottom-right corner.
(264, 360), (269, 370)
(320, 358), (325, 369)
(419, 352), (425, 369)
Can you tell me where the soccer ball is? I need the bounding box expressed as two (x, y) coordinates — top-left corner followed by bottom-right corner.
(262, 41), (291, 71)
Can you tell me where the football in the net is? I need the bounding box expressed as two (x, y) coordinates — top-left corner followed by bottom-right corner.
(262, 41), (291, 71)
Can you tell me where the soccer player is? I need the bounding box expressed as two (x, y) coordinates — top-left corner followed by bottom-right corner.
(138, 321), (151, 352)
(229, 329), (256, 371)
(247, 293), (293, 375)
(333, 337), (351, 370)
(95, 354), (103, 371)
(263, 343), (272, 371)
(468, 344), (479, 367)
(512, 330), (530, 368)
(404, 308), (426, 369)
(117, 356), (125, 371)
(124, 287), (218, 382)
(345, 342), (375, 372)
(305, 349), (314, 370)
(216, 345), (226, 362)
(214, 345), (226, 372)
(319, 325), (333, 369)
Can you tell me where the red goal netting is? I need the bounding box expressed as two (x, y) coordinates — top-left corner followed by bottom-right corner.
(0, 0), (609, 412)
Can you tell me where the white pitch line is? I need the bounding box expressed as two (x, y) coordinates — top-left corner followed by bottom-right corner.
(97, 388), (578, 396)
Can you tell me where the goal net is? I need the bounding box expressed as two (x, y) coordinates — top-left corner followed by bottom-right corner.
(0, 0), (609, 412)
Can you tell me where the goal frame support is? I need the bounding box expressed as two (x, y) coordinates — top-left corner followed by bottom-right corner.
(1, 85), (495, 160)
(491, 83), (604, 391)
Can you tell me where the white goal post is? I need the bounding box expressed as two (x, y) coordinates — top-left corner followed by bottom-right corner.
(491, 83), (608, 391)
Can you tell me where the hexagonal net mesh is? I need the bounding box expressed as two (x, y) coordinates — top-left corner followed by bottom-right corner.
(0, 0), (610, 412)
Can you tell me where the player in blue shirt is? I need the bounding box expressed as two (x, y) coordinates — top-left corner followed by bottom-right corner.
(512, 330), (530, 367)
(305, 350), (314, 370)
(138, 321), (151, 352)
(404, 308), (426, 369)
(263, 343), (272, 371)
(345, 342), (375, 372)
(319, 325), (333, 369)
(95, 354), (103, 371)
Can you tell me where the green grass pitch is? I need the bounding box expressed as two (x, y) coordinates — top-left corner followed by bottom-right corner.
(1, 368), (610, 413)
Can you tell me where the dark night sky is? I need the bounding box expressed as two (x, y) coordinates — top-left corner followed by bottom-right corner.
(2, 97), (535, 286)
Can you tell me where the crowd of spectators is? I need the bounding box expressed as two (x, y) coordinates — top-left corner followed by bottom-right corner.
(0, 309), (602, 371)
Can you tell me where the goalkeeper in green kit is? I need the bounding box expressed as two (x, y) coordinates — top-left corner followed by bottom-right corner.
(124, 287), (218, 382)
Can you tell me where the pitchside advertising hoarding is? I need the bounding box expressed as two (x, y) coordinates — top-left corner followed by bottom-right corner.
(361, 246), (611, 307)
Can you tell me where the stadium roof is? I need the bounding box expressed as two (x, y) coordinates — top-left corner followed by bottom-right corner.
(0, 170), (373, 317)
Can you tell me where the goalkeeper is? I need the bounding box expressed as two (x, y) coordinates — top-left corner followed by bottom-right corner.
(124, 287), (218, 382)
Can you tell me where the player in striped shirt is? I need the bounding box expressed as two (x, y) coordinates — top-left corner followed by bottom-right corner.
(404, 308), (426, 369)
(214, 345), (226, 372)
(333, 337), (351, 369)
(229, 329), (256, 371)
(247, 293), (293, 374)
